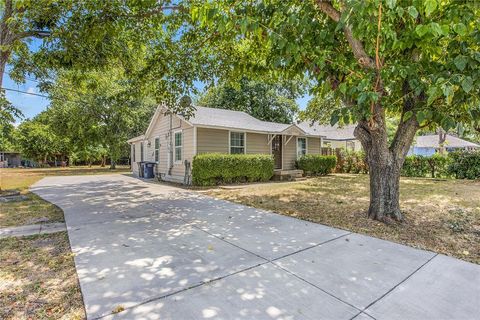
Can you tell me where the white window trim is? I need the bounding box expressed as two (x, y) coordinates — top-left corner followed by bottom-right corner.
(174, 130), (183, 164)
(154, 136), (160, 163)
(229, 131), (246, 154)
(296, 137), (308, 159)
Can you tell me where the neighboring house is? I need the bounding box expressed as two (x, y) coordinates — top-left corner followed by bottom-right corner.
(409, 134), (480, 156)
(128, 105), (328, 183)
(297, 123), (362, 151)
(0, 151), (22, 168)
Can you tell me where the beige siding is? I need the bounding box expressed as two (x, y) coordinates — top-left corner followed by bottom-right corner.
(197, 128), (229, 154)
(169, 125), (194, 178)
(308, 137), (321, 155)
(136, 111), (194, 182)
(246, 133), (270, 154)
(283, 136), (297, 170)
(131, 142), (141, 175)
(324, 139), (362, 151)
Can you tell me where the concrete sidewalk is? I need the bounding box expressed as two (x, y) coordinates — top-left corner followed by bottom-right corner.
(0, 222), (66, 238)
(31, 174), (480, 320)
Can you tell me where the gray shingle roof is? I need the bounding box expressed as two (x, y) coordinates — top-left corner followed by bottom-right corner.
(298, 122), (357, 140)
(414, 134), (480, 148)
(185, 106), (298, 134)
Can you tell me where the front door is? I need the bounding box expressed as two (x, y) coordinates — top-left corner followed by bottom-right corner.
(272, 135), (282, 169)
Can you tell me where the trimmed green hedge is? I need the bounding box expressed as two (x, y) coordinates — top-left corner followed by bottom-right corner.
(448, 150), (480, 179)
(192, 153), (274, 186)
(335, 150), (369, 174)
(402, 154), (450, 178)
(296, 155), (337, 175)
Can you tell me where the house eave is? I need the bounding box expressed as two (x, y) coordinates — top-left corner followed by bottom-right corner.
(193, 124), (325, 137)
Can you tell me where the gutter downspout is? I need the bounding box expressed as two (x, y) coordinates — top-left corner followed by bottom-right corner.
(168, 112), (173, 176)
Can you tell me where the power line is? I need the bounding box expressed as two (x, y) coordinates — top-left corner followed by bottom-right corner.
(2, 87), (49, 98)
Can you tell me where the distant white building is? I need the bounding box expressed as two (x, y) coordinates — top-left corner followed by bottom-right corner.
(409, 134), (480, 156)
(297, 123), (362, 152)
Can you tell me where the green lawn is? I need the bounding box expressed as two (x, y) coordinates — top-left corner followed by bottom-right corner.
(205, 174), (480, 264)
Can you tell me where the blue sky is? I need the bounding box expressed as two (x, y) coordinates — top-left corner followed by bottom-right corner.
(4, 71), (50, 122)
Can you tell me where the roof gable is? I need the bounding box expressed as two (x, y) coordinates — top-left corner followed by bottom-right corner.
(414, 134), (480, 148)
(298, 122), (356, 140)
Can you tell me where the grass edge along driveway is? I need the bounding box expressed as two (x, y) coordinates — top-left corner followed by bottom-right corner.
(204, 173), (480, 264)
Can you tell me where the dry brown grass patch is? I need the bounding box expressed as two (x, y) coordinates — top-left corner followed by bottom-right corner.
(206, 174), (480, 264)
(0, 232), (85, 320)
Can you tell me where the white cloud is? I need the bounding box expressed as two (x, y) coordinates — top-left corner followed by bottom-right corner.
(26, 87), (36, 94)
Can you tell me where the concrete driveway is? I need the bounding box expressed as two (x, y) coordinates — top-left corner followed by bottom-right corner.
(31, 175), (479, 320)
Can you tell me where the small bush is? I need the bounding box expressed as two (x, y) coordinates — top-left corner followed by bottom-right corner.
(335, 150), (368, 174)
(402, 154), (450, 178)
(192, 153), (274, 186)
(448, 150), (480, 179)
(297, 155), (337, 175)
(402, 155), (430, 177)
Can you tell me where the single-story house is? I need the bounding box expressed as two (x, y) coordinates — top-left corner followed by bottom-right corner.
(128, 105), (329, 183)
(0, 151), (21, 168)
(297, 123), (362, 151)
(409, 134), (480, 156)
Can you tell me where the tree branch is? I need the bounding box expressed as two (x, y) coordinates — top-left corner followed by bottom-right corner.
(125, 6), (185, 19)
(315, 0), (375, 69)
(19, 30), (51, 39)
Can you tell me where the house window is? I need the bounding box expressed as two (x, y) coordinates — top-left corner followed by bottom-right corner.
(132, 144), (136, 162)
(155, 137), (160, 162)
(174, 131), (182, 163)
(230, 132), (245, 154)
(297, 137), (307, 158)
(140, 142), (144, 162)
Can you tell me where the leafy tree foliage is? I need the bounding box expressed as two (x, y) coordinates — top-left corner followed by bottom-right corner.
(16, 115), (68, 163)
(1, 0), (205, 122)
(189, 0), (480, 221)
(0, 121), (17, 151)
(197, 78), (300, 123)
(46, 67), (156, 168)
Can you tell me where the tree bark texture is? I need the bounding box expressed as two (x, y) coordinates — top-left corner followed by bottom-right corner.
(354, 99), (419, 221)
(316, 1), (422, 221)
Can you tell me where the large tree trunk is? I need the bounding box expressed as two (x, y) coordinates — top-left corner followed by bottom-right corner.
(355, 100), (419, 222)
(110, 158), (116, 170)
(367, 154), (403, 221)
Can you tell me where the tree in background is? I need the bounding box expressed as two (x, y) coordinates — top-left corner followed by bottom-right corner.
(0, 121), (18, 151)
(189, 0), (480, 221)
(46, 67), (156, 169)
(16, 116), (67, 164)
(300, 93), (343, 125)
(197, 78), (301, 123)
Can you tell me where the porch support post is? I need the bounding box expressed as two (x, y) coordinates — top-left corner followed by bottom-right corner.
(267, 134), (277, 145)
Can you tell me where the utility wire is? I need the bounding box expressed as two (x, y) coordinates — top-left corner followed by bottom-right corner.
(2, 87), (50, 98)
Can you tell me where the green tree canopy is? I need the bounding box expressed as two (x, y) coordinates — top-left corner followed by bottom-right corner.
(46, 66), (156, 168)
(196, 78), (300, 123)
(187, 0), (480, 221)
(16, 114), (67, 163)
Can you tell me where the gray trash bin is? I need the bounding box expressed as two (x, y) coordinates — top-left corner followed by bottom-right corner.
(138, 162), (145, 178)
(144, 162), (155, 179)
